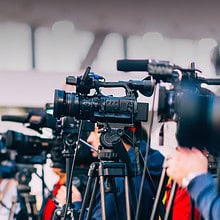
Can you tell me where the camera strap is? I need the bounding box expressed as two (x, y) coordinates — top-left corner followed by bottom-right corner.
(112, 140), (133, 175)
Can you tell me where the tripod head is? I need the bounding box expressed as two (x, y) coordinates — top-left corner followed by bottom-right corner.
(98, 123), (122, 162)
(15, 164), (36, 194)
(95, 122), (142, 178)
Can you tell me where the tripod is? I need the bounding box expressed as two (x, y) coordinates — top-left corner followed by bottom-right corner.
(52, 134), (79, 220)
(78, 125), (139, 220)
(9, 167), (39, 220)
(52, 118), (96, 220)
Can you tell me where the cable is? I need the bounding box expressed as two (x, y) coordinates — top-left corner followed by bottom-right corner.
(63, 120), (84, 219)
(135, 84), (158, 220)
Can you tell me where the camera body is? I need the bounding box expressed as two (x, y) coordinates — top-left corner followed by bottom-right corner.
(158, 79), (216, 151)
(53, 67), (152, 124)
(1, 108), (96, 168)
(117, 59), (220, 153)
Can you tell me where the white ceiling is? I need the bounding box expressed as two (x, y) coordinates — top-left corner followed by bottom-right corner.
(0, 0), (220, 40)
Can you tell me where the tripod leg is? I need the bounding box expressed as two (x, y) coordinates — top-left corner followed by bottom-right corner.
(79, 175), (93, 220)
(100, 175), (107, 220)
(8, 196), (18, 220)
(79, 162), (99, 220)
(86, 177), (99, 220)
(164, 181), (178, 220)
(150, 166), (168, 220)
(124, 176), (131, 220)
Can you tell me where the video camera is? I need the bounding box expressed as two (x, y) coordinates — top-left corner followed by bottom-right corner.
(117, 59), (220, 153)
(0, 130), (52, 165)
(1, 110), (57, 134)
(1, 111), (61, 165)
(0, 141), (17, 178)
(1, 111), (95, 168)
(52, 116), (95, 169)
(53, 66), (154, 124)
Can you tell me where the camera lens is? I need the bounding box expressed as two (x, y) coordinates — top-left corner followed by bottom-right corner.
(53, 90), (65, 118)
(53, 89), (80, 118)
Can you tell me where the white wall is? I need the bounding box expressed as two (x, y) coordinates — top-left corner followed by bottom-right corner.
(0, 71), (69, 107)
(0, 69), (155, 108)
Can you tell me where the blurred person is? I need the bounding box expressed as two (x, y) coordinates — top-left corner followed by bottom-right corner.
(0, 151), (27, 219)
(165, 146), (220, 220)
(41, 167), (67, 220)
(165, 178), (201, 220)
(41, 134), (97, 219)
(0, 166), (18, 219)
(86, 124), (100, 157)
(164, 148), (215, 219)
(56, 123), (165, 219)
(40, 121), (98, 219)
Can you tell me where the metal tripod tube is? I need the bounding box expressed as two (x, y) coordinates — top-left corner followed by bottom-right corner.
(150, 166), (168, 220)
(190, 197), (195, 220)
(100, 174), (107, 220)
(164, 181), (177, 220)
(78, 175), (94, 220)
(124, 176), (131, 220)
(79, 162), (99, 220)
(86, 177), (99, 220)
(8, 196), (19, 220)
(65, 154), (73, 205)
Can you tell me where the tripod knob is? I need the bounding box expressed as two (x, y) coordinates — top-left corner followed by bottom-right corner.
(98, 149), (118, 161)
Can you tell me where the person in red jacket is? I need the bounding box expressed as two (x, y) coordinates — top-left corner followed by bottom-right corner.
(164, 147), (217, 220)
(42, 167), (66, 220)
(165, 180), (201, 220)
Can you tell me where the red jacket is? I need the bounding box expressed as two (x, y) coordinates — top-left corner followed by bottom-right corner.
(165, 182), (200, 220)
(42, 180), (63, 220)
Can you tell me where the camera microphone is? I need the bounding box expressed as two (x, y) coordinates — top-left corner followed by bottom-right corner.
(117, 59), (181, 82)
(2, 113), (57, 132)
(1, 115), (29, 123)
(117, 59), (149, 72)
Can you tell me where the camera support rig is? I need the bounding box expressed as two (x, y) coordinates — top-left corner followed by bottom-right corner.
(52, 117), (95, 220)
(117, 59), (220, 219)
(52, 66), (163, 219)
(9, 164), (39, 220)
(117, 59), (220, 152)
(78, 122), (138, 220)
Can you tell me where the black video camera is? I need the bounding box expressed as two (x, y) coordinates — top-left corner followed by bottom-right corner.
(0, 130), (53, 165)
(52, 116), (95, 170)
(53, 67), (154, 124)
(1, 111), (95, 168)
(117, 59), (220, 154)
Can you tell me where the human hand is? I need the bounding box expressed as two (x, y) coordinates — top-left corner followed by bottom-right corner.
(87, 126), (100, 157)
(165, 147), (208, 186)
(56, 185), (82, 205)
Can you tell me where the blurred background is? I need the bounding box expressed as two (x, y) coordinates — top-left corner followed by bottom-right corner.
(0, 0), (220, 210)
(0, 0), (219, 109)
